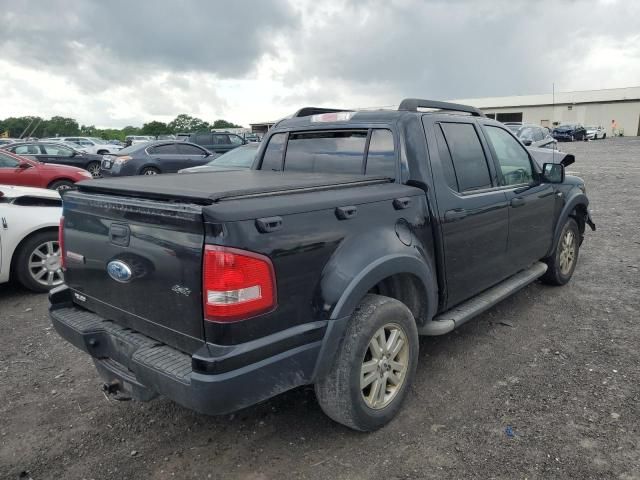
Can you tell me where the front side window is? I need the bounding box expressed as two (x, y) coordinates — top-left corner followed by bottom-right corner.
(177, 143), (206, 155)
(283, 130), (367, 174)
(214, 134), (231, 145)
(0, 153), (20, 168)
(260, 133), (287, 171)
(365, 129), (395, 179)
(484, 126), (534, 186)
(229, 135), (244, 145)
(440, 123), (492, 191)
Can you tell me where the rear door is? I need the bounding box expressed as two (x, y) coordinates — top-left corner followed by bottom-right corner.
(422, 116), (510, 308)
(480, 122), (557, 268)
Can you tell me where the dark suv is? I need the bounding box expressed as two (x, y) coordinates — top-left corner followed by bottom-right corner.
(51, 99), (594, 431)
(188, 132), (246, 154)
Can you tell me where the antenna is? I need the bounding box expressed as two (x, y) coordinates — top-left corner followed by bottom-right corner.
(552, 83), (556, 164)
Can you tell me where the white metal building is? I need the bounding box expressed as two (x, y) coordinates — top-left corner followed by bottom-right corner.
(453, 86), (640, 136)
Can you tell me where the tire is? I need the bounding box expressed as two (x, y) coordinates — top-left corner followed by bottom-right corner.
(315, 294), (419, 431)
(97, 150), (108, 155)
(541, 217), (580, 286)
(140, 167), (160, 175)
(48, 180), (75, 191)
(603, 133), (606, 139)
(13, 230), (64, 292)
(86, 161), (101, 178)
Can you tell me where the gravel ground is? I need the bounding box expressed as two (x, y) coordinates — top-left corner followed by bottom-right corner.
(1, 137), (639, 479)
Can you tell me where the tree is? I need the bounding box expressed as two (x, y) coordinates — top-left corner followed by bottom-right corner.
(80, 125), (98, 136)
(211, 119), (243, 129)
(167, 114), (210, 133)
(141, 121), (169, 136)
(1, 116), (45, 138)
(43, 116), (80, 137)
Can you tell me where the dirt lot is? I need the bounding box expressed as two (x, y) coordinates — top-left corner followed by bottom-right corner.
(1, 137), (639, 479)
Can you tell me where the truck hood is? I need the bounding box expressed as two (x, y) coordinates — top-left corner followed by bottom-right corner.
(528, 147), (575, 168)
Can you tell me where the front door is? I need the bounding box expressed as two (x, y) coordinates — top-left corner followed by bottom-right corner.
(480, 123), (557, 269)
(0, 153), (41, 188)
(423, 117), (511, 308)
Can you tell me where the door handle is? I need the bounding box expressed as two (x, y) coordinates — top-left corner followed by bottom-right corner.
(444, 208), (467, 221)
(335, 206), (357, 220)
(511, 197), (525, 208)
(255, 216), (283, 233)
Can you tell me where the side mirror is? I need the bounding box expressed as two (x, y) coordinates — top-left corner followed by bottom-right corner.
(542, 163), (564, 183)
(17, 161), (32, 169)
(522, 139), (532, 146)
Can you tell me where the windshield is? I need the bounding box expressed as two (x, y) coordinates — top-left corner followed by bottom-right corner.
(515, 127), (535, 140)
(88, 137), (107, 144)
(208, 144), (258, 167)
(114, 144), (146, 155)
(506, 124), (520, 132)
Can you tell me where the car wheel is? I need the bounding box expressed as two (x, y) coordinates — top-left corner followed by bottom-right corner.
(541, 217), (580, 286)
(86, 161), (102, 178)
(48, 180), (75, 191)
(141, 167), (160, 175)
(315, 294), (419, 431)
(13, 230), (64, 292)
(603, 133), (606, 139)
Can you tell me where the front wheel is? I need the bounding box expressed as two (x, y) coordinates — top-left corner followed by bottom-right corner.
(315, 294), (419, 431)
(48, 180), (75, 191)
(541, 217), (580, 286)
(140, 167), (160, 175)
(86, 161), (101, 178)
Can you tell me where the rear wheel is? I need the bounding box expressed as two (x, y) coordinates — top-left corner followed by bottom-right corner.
(14, 230), (64, 292)
(541, 217), (580, 286)
(48, 180), (75, 191)
(141, 167), (160, 175)
(603, 133), (606, 139)
(315, 294), (419, 431)
(86, 161), (101, 178)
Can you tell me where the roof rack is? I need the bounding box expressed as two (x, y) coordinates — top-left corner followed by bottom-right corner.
(398, 98), (485, 117)
(292, 107), (352, 118)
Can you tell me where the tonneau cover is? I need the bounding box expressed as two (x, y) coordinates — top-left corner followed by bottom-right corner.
(76, 171), (391, 204)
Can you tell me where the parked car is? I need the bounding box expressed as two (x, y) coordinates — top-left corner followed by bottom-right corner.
(54, 137), (123, 155)
(2, 141), (104, 178)
(124, 135), (155, 147)
(503, 121), (523, 132)
(100, 141), (215, 176)
(188, 131), (246, 154)
(178, 142), (259, 173)
(157, 134), (176, 140)
(0, 150), (92, 190)
(514, 124), (555, 148)
(585, 126), (606, 140)
(0, 184), (63, 291)
(51, 99), (595, 431)
(243, 133), (261, 143)
(552, 124), (587, 142)
(0, 138), (21, 146)
(107, 139), (125, 147)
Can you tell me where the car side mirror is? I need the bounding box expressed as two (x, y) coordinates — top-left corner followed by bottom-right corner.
(522, 139), (532, 146)
(542, 163), (564, 183)
(17, 161), (32, 169)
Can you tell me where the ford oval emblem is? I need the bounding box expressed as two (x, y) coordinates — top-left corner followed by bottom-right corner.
(106, 260), (133, 283)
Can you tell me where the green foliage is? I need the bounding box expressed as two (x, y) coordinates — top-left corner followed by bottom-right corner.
(0, 114), (244, 140)
(141, 121), (169, 136)
(212, 119), (242, 129)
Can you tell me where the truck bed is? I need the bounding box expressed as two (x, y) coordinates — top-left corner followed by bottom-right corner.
(77, 171), (392, 204)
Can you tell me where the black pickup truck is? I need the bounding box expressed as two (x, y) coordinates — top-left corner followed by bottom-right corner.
(50, 99), (595, 431)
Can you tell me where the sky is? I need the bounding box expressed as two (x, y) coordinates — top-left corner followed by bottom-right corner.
(1, 0), (639, 128)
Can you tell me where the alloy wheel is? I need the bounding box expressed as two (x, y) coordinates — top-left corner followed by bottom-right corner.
(559, 229), (576, 275)
(360, 323), (409, 410)
(28, 240), (63, 287)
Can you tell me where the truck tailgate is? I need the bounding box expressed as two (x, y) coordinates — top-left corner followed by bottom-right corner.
(61, 191), (205, 352)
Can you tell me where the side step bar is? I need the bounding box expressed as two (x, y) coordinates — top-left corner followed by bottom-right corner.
(419, 262), (548, 336)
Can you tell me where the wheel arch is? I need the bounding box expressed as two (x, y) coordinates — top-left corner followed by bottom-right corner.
(46, 177), (76, 189)
(9, 226), (59, 277)
(548, 192), (589, 256)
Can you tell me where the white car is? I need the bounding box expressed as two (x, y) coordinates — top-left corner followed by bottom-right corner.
(0, 185), (63, 292)
(54, 137), (123, 155)
(585, 126), (606, 140)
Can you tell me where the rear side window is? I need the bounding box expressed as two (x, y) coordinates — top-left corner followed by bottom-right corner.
(439, 123), (492, 191)
(261, 133), (287, 171)
(365, 129), (395, 179)
(149, 144), (178, 154)
(434, 125), (459, 191)
(283, 131), (367, 174)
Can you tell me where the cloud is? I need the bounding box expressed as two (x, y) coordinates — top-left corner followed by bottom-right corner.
(1, 0), (639, 127)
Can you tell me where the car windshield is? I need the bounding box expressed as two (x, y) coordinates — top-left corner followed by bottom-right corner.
(208, 144), (258, 168)
(515, 127), (536, 139)
(88, 137), (107, 144)
(506, 124), (521, 132)
(114, 144), (145, 155)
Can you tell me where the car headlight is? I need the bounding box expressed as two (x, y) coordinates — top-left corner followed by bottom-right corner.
(114, 155), (132, 165)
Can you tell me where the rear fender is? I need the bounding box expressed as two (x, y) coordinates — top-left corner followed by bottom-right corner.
(319, 226), (437, 324)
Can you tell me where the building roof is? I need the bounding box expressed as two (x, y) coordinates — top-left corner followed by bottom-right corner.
(451, 86), (640, 109)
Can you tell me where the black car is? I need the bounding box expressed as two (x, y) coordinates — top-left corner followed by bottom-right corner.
(188, 131), (246, 154)
(178, 142), (259, 173)
(52, 99), (594, 431)
(100, 141), (215, 176)
(552, 124), (587, 142)
(2, 141), (104, 177)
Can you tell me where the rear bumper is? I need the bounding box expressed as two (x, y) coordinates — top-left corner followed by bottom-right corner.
(49, 286), (344, 415)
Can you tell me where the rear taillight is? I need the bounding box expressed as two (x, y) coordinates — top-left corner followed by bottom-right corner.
(203, 245), (276, 322)
(58, 216), (65, 269)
